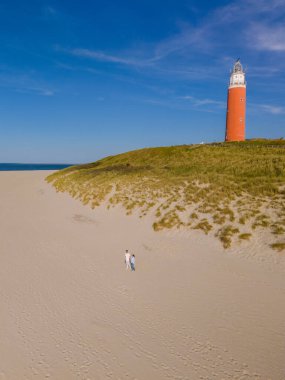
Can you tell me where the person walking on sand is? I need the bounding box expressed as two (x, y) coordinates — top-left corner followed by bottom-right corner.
(130, 254), (136, 272)
(125, 250), (131, 270)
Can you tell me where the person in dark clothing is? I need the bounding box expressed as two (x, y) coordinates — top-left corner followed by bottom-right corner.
(130, 254), (136, 271)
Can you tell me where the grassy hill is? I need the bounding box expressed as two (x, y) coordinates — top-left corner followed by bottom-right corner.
(46, 140), (285, 251)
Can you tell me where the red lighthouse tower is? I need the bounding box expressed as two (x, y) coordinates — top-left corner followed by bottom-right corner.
(225, 59), (246, 142)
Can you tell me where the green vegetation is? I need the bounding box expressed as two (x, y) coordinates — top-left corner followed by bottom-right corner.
(270, 242), (285, 252)
(193, 219), (213, 234)
(238, 233), (252, 241)
(215, 225), (239, 248)
(271, 223), (285, 235)
(46, 139), (285, 250)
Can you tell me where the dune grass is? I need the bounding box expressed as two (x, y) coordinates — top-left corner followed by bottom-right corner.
(46, 139), (285, 250)
(238, 233), (252, 241)
(270, 242), (285, 252)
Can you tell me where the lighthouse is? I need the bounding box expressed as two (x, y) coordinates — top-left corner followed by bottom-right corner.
(225, 59), (246, 142)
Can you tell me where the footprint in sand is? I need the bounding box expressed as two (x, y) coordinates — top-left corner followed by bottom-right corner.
(142, 243), (152, 251)
(73, 214), (96, 224)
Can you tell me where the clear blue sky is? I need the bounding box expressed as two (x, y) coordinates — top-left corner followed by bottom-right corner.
(0, 0), (284, 163)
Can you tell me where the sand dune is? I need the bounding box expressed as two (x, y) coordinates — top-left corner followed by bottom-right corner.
(0, 171), (284, 379)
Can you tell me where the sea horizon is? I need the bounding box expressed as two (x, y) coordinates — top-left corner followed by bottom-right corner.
(0, 163), (73, 171)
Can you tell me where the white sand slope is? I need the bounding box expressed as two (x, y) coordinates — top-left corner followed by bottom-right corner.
(0, 171), (284, 380)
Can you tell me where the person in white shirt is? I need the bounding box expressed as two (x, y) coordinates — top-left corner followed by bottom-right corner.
(124, 250), (131, 270)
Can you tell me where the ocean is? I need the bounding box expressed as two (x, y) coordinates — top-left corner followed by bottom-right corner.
(0, 163), (73, 171)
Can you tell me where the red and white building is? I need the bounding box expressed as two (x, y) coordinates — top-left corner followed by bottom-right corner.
(225, 60), (246, 142)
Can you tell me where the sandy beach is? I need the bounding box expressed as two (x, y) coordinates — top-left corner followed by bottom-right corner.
(0, 170), (284, 380)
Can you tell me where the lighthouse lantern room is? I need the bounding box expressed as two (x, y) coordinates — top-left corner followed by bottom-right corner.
(225, 59), (246, 142)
